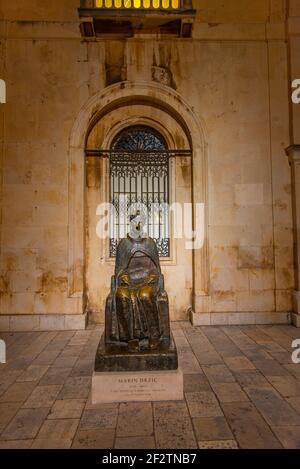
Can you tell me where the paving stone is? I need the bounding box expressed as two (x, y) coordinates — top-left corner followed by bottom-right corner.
(221, 327), (255, 348)
(154, 401), (197, 449)
(202, 365), (235, 384)
(43, 342), (68, 353)
(183, 373), (211, 393)
(1, 408), (49, 440)
(271, 426), (300, 449)
(115, 436), (156, 449)
(218, 349), (244, 359)
(267, 375), (300, 397)
(22, 385), (62, 409)
(269, 351), (294, 365)
(80, 406), (118, 430)
(53, 331), (74, 342)
(5, 356), (35, 371)
(200, 328), (242, 358)
(241, 326), (275, 345)
(0, 402), (22, 432)
(222, 401), (282, 449)
(286, 397), (300, 415)
(211, 382), (249, 403)
(39, 367), (72, 385)
(52, 356), (78, 368)
(245, 387), (300, 426)
(32, 350), (61, 366)
(58, 377), (91, 399)
(193, 416), (233, 441)
(233, 370), (271, 388)
(59, 346), (83, 357)
(241, 347), (273, 361)
(185, 392), (223, 418)
(69, 359), (94, 377)
(224, 356), (256, 371)
(0, 440), (33, 449)
(284, 365), (300, 378)
(253, 359), (289, 377)
(48, 399), (86, 420)
(0, 381), (36, 403)
(16, 365), (49, 382)
(178, 349), (202, 374)
(198, 440), (238, 449)
(31, 438), (72, 449)
(174, 335), (190, 348)
(117, 403), (153, 437)
(37, 418), (79, 440)
(0, 370), (23, 395)
(192, 349), (223, 366)
(72, 429), (115, 449)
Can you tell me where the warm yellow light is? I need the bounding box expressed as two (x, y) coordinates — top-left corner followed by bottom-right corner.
(95, 0), (180, 8)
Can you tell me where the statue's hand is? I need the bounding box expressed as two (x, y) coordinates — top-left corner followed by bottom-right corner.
(119, 273), (130, 286)
(147, 273), (158, 285)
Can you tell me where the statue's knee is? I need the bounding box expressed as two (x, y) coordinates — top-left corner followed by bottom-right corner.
(139, 286), (153, 302)
(116, 287), (130, 301)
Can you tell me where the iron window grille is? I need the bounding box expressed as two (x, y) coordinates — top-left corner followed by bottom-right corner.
(109, 126), (170, 257)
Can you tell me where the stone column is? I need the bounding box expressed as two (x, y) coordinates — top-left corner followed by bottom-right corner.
(286, 145), (300, 326)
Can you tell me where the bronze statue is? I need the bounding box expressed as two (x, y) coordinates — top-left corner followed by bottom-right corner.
(94, 213), (178, 372)
(105, 233), (171, 353)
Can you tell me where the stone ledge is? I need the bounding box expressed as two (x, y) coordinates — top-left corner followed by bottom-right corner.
(0, 313), (87, 332)
(190, 311), (292, 326)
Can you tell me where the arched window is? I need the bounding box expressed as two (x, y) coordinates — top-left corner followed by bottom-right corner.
(110, 125), (170, 257)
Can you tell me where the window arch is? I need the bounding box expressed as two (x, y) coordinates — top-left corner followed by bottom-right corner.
(109, 125), (170, 257)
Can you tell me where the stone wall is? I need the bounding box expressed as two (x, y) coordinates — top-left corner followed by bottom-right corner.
(0, 0), (296, 330)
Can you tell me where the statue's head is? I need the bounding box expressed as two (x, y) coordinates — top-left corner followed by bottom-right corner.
(129, 207), (147, 240)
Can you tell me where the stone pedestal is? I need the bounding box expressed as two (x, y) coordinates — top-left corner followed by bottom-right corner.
(94, 334), (178, 372)
(92, 332), (182, 403)
(92, 368), (183, 404)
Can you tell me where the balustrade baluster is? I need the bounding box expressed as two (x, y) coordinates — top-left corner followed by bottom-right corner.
(94, 0), (183, 8)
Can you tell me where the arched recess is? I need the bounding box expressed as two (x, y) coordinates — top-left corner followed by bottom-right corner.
(68, 81), (210, 321)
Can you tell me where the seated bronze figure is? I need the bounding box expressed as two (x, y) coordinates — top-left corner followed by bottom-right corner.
(105, 234), (171, 353)
(94, 218), (178, 372)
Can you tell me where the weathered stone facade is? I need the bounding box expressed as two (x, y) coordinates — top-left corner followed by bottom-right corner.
(0, 0), (299, 330)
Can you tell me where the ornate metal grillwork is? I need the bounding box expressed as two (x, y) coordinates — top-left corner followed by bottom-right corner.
(109, 126), (170, 258)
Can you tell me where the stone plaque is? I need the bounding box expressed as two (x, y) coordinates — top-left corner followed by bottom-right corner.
(92, 368), (183, 404)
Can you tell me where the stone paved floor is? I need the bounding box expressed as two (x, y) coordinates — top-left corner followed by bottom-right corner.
(0, 322), (300, 449)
